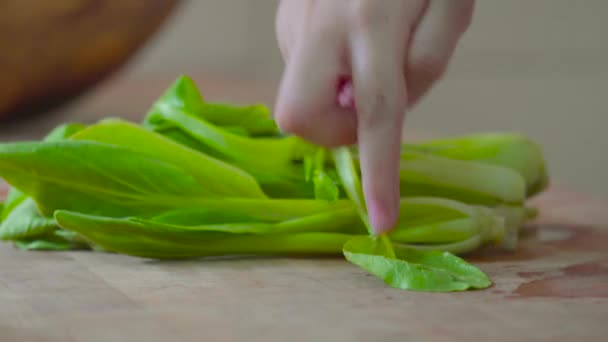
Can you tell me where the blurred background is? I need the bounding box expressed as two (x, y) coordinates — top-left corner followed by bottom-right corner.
(1, 0), (606, 199)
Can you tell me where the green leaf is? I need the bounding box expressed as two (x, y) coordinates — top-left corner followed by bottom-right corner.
(343, 236), (492, 291)
(389, 197), (505, 245)
(406, 133), (549, 196)
(14, 235), (89, 251)
(313, 170), (340, 201)
(151, 198), (353, 223)
(195, 103), (279, 137)
(144, 102), (315, 197)
(394, 236), (485, 255)
(43, 123), (87, 142)
(0, 198), (57, 240)
(332, 147), (372, 233)
(0, 188), (26, 222)
(141, 77), (317, 198)
(307, 149), (339, 201)
(398, 152), (527, 205)
(55, 210), (351, 259)
(56, 202), (362, 239)
(0, 140), (213, 217)
(146, 75), (279, 137)
(0, 122), (86, 222)
(146, 104), (304, 176)
(391, 218), (480, 244)
(70, 119), (267, 198)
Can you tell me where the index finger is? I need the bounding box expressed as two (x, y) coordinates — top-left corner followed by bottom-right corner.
(349, 37), (408, 235)
(346, 1), (419, 234)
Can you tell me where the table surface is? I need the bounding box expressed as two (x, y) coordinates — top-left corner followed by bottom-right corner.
(1, 73), (607, 342)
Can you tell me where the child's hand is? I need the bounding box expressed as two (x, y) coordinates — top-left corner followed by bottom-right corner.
(274, 0), (474, 234)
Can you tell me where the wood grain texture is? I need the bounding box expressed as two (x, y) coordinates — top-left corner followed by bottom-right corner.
(0, 74), (606, 341)
(1, 181), (607, 341)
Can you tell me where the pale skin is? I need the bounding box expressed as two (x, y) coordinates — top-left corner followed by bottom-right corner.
(273, 0), (474, 234)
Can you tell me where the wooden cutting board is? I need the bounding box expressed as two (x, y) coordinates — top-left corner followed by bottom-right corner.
(1, 73), (606, 341)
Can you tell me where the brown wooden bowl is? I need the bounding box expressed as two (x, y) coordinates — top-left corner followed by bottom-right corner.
(0, 0), (180, 122)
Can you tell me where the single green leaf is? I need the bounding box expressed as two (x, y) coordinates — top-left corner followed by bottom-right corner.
(0, 140), (213, 217)
(43, 123), (87, 142)
(195, 103), (279, 137)
(0, 122), (85, 222)
(393, 197), (471, 227)
(220, 126), (251, 136)
(70, 119), (267, 198)
(313, 170), (340, 201)
(0, 188), (26, 222)
(56, 203), (362, 241)
(55, 210), (351, 259)
(310, 149), (339, 201)
(343, 236), (492, 291)
(54, 229), (90, 245)
(0, 197), (57, 240)
(390, 218), (480, 244)
(145, 75), (279, 137)
(148, 75), (206, 114)
(12, 227), (90, 251)
(332, 147), (371, 233)
(394, 235), (485, 255)
(406, 132), (549, 196)
(151, 208), (268, 225)
(14, 236), (89, 251)
(398, 152), (527, 205)
(151, 198), (353, 223)
(389, 197), (505, 245)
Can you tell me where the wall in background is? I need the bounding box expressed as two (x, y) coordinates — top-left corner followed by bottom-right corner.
(125, 0), (608, 199)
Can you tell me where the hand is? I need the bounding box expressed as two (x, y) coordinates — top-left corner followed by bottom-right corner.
(274, 0), (474, 234)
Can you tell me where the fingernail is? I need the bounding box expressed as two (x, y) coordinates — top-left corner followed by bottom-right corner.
(336, 77), (356, 110)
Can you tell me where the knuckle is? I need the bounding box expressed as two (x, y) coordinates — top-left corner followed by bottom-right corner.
(409, 52), (448, 82)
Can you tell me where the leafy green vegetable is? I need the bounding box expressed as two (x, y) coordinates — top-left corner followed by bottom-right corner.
(405, 132), (549, 196)
(146, 104), (316, 196)
(0, 187), (26, 222)
(332, 147), (491, 288)
(306, 148), (339, 201)
(149, 198), (353, 223)
(146, 75), (279, 137)
(343, 236), (492, 291)
(0, 74), (549, 293)
(0, 140), (211, 217)
(389, 197), (504, 246)
(332, 147), (372, 233)
(0, 122), (88, 241)
(43, 123), (87, 142)
(0, 198), (56, 240)
(14, 233), (89, 251)
(398, 152), (526, 205)
(143, 75), (320, 198)
(55, 210), (351, 259)
(70, 119), (267, 198)
(0, 122), (86, 221)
